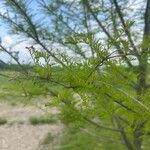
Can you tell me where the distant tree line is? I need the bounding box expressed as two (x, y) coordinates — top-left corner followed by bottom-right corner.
(0, 60), (32, 71)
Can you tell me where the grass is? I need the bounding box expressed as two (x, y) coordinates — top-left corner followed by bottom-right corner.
(42, 132), (54, 145)
(59, 129), (101, 150)
(59, 125), (126, 150)
(29, 115), (57, 125)
(0, 117), (7, 125)
(0, 71), (48, 105)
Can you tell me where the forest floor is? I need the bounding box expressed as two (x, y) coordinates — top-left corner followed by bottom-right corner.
(0, 103), (63, 150)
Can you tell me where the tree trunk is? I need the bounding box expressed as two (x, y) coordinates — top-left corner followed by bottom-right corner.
(133, 0), (150, 149)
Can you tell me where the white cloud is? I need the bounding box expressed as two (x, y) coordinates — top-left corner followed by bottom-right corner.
(3, 36), (14, 45)
(0, 35), (32, 63)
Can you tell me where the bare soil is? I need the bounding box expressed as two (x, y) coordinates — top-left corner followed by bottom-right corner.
(0, 103), (63, 150)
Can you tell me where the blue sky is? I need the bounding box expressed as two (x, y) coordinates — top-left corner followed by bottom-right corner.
(0, 0), (144, 64)
(0, 0), (38, 63)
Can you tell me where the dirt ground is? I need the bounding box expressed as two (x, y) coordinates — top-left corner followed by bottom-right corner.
(0, 103), (63, 150)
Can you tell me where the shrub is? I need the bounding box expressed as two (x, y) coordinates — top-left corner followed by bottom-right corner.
(29, 115), (57, 125)
(0, 117), (7, 125)
(42, 132), (54, 145)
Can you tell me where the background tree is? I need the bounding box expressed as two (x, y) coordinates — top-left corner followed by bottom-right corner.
(0, 0), (150, 149)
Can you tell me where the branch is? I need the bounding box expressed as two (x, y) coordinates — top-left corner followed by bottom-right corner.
(83, 0), (133, 67)
(113, 0), (139, 58)
(0, 45), (28, 74)
(61, 99), (120, 132)
(9, 0), (39, 40)
(115, 116), (135, 150)
(140, 0), (150, 57)
(0, 10), (65, 66)
(82, 127), (124, 144)
(38, 1), (88, 59)
(105, 93), (137, 113)
(86, 51), (135, 81)
(143, 0), (150, 37)
(98, 81), (150, 112)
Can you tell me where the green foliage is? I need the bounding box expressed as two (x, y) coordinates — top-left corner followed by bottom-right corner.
(0, 72), (49, 105)
(60, 131), (101, 150)
(59, 125), (126, 150)
(42, 132), (54, 145)
(0, 0), (150, 149)
(0, 117), (7, 125)
(29, 115), (57, 125)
